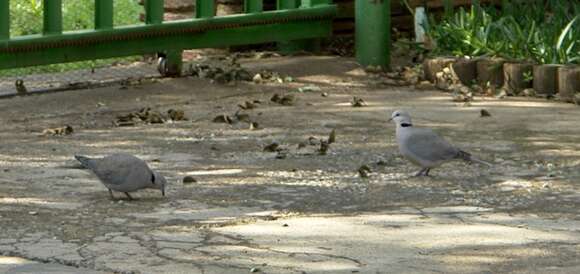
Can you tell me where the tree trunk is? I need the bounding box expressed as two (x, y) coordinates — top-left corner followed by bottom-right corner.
(533, 64), (560, 95)
(558, 65), (580, 102)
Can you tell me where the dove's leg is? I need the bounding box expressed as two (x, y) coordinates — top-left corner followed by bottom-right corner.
(424, 168), (431, 176)
(414, 168), (428, 177)
(413, 169), (423, 176)
(124, 192), (134, 200)
(108, 189), (115, 199)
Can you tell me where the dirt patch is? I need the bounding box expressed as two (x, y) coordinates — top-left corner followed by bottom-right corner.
(0, 56), (579, 273)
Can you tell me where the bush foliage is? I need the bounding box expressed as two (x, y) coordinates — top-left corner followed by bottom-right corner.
(427, 0), (579, 64)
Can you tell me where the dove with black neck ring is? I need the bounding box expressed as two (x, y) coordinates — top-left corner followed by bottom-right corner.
(388, 110), (492, 176)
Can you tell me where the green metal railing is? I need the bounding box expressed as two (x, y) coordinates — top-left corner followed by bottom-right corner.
(0, 0), (337, 76)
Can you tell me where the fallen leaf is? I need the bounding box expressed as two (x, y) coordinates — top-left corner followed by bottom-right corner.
(319, 140), (330, 155)
(167, 109), (187, 121)
(276, 150), (288, 159)
(235, 112), (251, 123)
(15, 79), (27, 95)
(213, 114), (233, 124)
(280, 94), (295, 106)
(42, 125), (74, 136)
(238, 101), (257, 110)
(146, 111), (165, 124)
(263, 142), (280, 152)
(480, 109), (491, 117)
(183, 176), (198, 184)
(308, 136), (319, 146)
(249, 122), (260, 130)
(351, 97), (367, 107)
(298, 85), (322, 93)
(270, 94), (282, 103)
(358, 165), (371, 178)
(328, 129), (336, 144)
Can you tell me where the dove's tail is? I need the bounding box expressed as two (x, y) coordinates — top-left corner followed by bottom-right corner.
(457, 150), (493, 167)
(74, 155), (95, 169)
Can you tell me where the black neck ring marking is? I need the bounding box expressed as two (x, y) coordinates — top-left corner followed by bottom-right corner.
(401, 123), (413, 127)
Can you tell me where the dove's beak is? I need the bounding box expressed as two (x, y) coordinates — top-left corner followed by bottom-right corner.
(387, 118), (393, 122)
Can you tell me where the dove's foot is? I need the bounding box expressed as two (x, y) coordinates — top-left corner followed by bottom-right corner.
(106, 189), (134, 201)
(413, 168), (431, 177)
(124, 192), (134, 200)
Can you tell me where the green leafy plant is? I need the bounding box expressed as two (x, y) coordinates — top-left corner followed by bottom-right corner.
(523, 71), (533, 83)
(10, 0), (42, 36)
(551, 16), (579, 64)
(426, 0), (580, 64)
(428, 4), (505, 57)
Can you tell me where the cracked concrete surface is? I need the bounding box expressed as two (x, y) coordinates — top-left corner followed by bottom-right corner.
(0, 56), (580, 273)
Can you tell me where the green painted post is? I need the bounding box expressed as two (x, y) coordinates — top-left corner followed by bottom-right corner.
(95, 0), (114, 30)
(276, 0), (299, 10)
(196, 0), (215, 18)
(356, 0), (390, 70)
(190, 0), (212, 77)
(145, 0), (164, 24)
(297, 0), (333, 53)
(301, 0), (331, 7)
(43, 0), (63, 35)
(147, 0), (181, 76)
(0, 0), (9, 40)
(244, 0), (263, 13)
(277, 0), (310, 54)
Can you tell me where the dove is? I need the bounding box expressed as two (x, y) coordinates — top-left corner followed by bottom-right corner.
(388, 110), (492, 176)
(75, 153), (166, 199)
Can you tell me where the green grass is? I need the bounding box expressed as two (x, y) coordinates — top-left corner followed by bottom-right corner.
(10, 0), (142, 35)
(2, 0), (143, 77)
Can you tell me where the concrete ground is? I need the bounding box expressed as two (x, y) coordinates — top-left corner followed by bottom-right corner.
(0, 56), (579, 274)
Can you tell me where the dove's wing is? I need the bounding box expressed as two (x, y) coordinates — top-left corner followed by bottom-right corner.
(92, 154), (151, 186)
(401, 128), (460, 166)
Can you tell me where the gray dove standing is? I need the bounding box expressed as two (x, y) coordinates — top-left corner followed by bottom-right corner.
(389, 110), (492, 176)
(75, 153), (166, 199)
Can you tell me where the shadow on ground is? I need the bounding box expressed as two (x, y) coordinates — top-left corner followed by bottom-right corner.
(0, 56), (579, 273)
